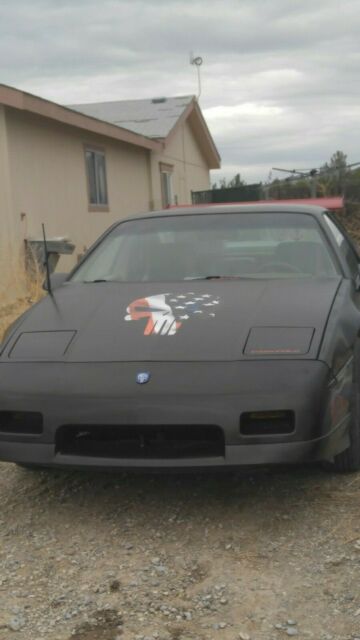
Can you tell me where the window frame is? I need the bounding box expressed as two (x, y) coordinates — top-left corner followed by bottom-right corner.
(159, 162), (174, 208)
(84, 145), (109, 212)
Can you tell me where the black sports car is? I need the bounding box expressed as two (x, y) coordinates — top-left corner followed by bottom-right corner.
(1, 204), (360, 472)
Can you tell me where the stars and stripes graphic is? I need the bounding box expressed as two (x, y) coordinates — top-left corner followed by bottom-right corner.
(125, 293), (220, 336)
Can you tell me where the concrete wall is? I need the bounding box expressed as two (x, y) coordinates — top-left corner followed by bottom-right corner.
(150, 119), (211, 210)
(5, 108), (152, 270)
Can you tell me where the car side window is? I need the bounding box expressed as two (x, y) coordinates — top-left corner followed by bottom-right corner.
(323, 214), (359, 278)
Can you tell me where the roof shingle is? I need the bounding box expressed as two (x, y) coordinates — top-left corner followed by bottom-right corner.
(68, 95), (194, 139)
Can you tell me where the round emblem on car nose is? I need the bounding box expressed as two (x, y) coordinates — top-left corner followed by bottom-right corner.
(136, 372), (151, 384)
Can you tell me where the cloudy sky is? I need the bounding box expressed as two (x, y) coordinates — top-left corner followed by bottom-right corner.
(1, 0), (360, 183)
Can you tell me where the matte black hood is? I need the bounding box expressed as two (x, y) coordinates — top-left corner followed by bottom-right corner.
(4, 278), (341, 362)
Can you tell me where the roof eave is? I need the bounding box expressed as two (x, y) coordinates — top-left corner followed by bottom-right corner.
(190, 100), (221, 169)
(0, 84), (163, 152)
(164, 97), (221, 170)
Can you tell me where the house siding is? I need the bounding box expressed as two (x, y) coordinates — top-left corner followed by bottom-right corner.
(1, 101), (214, 281)
(5, 109), (151, 269)
(150, 120), (210, 210)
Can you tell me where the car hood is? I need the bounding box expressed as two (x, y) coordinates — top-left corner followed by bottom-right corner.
(4, 278), (341, 362)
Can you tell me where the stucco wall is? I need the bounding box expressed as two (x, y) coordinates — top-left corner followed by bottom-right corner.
(5, 109), (152, 270)
(3, 107), (212, 274)
(150, 119), (211, 210)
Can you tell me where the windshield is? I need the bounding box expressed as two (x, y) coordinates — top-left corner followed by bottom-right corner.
(70, 212), (339, 283)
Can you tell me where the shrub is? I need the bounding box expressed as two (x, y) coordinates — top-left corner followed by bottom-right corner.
(0, 251), (44, 342)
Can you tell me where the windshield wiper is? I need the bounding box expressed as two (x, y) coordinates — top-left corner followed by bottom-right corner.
(84, 276), (245, 283)
(187, 275), (245, 280)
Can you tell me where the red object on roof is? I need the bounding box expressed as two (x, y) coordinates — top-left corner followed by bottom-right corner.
(172, 196), (344, 211)
(244, 197), (344, 210)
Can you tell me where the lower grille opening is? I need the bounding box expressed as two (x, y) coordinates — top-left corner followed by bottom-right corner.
(0, 411), (43, 435)
(56, 424), (225, 459)
(240, 411), (295, 436)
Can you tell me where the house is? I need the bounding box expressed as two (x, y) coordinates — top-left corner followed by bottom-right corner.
(0, 84), (220, 272)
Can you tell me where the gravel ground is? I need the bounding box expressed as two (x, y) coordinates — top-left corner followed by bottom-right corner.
(1, 209), (360, 638)
(0, 464), (360, 640)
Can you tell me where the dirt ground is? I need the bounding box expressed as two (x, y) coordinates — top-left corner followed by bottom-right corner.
(0, 463), (359, 640)
(1, 210), (360, 639)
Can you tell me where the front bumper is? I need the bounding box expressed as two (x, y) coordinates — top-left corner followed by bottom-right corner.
(0, 360), (351, 468)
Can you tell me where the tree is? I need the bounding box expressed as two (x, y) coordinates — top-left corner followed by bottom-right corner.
(227, 173), (246, 188)
(329, 150), (347, 170)
(212, 173), (246, 190)
(318, 150), (349, 196)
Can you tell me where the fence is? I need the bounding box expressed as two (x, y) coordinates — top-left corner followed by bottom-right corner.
(192, 180), (360, 207)
(192, 184), (263, 204)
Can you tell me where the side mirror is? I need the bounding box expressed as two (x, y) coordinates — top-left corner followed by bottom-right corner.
(43, 272), (68, 292)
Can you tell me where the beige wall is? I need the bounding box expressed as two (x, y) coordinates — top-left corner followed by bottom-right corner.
(5, 109), (152, 270)
(150, 119), (211, 210)
(3, 107), (212, 273)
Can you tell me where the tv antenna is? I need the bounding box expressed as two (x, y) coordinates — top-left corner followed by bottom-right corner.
(190, 52), (203, 99)
(42, 223), (52, 295)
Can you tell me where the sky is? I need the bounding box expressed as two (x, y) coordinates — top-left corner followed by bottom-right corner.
(1, 0), (360, 184)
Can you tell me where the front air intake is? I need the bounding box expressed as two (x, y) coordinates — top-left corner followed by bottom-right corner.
(56, 424), (225, 459)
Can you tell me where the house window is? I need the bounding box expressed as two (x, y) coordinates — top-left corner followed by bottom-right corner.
(85, 148), (108, 208)
(160, 163), (174, 208)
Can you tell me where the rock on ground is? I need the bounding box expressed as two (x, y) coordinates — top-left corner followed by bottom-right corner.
(0, 464), (359, 640)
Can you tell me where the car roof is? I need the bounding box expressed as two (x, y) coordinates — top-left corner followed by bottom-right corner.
(123, 203), (329, 224)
